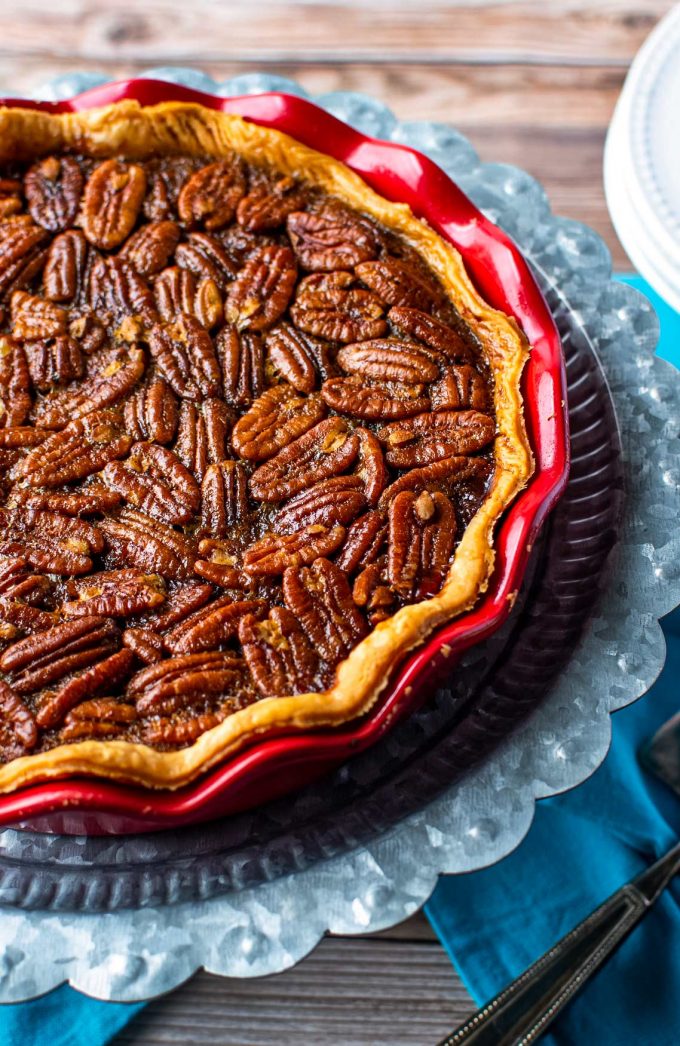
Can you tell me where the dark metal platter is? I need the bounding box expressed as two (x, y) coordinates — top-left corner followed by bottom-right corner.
(0, 277), (623, 913)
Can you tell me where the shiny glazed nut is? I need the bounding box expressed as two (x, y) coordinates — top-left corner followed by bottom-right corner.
(377, 410), (495, 467)
(430, 365), (490, 411)
(0, 336), (31, 427)
(388, 306), (477, 362)
(102, 441), (201, 524)
(62, 569), (166, 618)
(0, 222), (49, 301)
(0, 680), (37, 759)
(237, 177), (306, 232)
(265, 323), (333, 392)
(286, 205), (381, 271)
(99, 509), (197, 581)
(231, 384), (326, 463)
(239, 606), (320, 695)
(282, 557), (367, 665)
(273, 475), (366, 533)
(225, 245), (297, 332)
(42, 230), (89, 303)
(148, 313), (222, 400)
(336, 339), (440, 384)
(81, 159), (147, 249)
(249, 417), (358, 501)
(387, 490), (457, 599)
(321, 375), (431, 421)
(24, 155), (83, 233)
(24, 336), (83, 391)
(242, 524), (346, 575)
(290, 271), (387, 342)
(11, 290), (67, 339)
(124, 373), (179, 445)
(173, 398), (231, 482)
(12, 410), (133, 488)
(155, 266), (223, 330)
(200, 461), (249, 537)
(216, 325), (265, 406)
(177, 159), (246, 230)
(119, 220), (181, 276)
(356, 258), (445, 311)
(32, 345), (146, 428)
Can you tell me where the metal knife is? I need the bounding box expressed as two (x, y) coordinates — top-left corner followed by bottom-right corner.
(436, 716), (680, 1046)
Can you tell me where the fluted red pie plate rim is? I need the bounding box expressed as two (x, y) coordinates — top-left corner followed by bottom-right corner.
(0, 80), (569, 834)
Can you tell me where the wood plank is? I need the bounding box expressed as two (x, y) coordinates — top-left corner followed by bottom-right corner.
(0, 1), (671, 65)
(113, 937), (474, 1045)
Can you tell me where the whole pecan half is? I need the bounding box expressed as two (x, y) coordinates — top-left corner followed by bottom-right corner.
(103, 441), (200, 525)
(0, 337), (31, 428)
(243, 524), (346, 576)
(164, 596), (266, 655)
(201, 461), (249, 537)
(430, 365), (489, 411)
(122, 626), (165, 664)
(8, 486), (122, 517)
(239, 606), (320, 696)
(237, 177), (306, 232)
(335, 510), (387, 574)
(355, 427), (387, 505)
(231, 383), (326, 463)
(282, 557), (367, 665)
(25, 336), (83, 391)
(128, 651), (246, 716)
(249, 417), (358, 501)
(174, 398), (231, 482)
(273, 475), (366, 534)
(175, 232), (238, 288)
(286, 205), (381, 271)
(216, 325), (264, 406)
(0, 507), (102, 575)
(154, 265), (223, 330)
(99, 509), (197, 581)
(0, 425), (50, 449)
(42, 229), (89, 303)
(124, 372), (179, 445)
(141, 709), (231, 747)
(225, 245), (297, 332)
(177, 159), (246, 231)
(118, 219), (180, 276)
(321, 375), (431, 421)
(32, 345), (146, 429)
(265, 322), (334, 392)
(379, 454), (493, 509)
(82, 159), (147, 250)
(142, 581), (214, 634)
(11, 289), (67, 340)
(60, 696), (138, 741)
(387, 490), (457, 599)
(336, 338), (440, 384)
(37, 648), (134, 730)
(290, 271), (387, 342)
(377, 410), (495, 467)
(388, 305), (478, 360)
(61, 569), (166, 619)
(0, 221), (49, 301)
(356, 258), (445, 312)
(87, 255), (157, 327)
(12, 410), (132, 488)
(0, 681), (37, 760)
(0, 615), (120, 692)
(24, 155), (83, 233)
(148, 313), (221, 400)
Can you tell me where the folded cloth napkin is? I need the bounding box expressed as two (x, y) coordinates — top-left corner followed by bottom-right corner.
(426, 274), (680, 1046)
(2, 277), (674, 1046)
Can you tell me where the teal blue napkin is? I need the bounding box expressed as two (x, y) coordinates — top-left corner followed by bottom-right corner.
(426, 274), (680, 1045)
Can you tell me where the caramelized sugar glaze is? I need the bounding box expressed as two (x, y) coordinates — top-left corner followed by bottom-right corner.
(0, 148), (500, 761)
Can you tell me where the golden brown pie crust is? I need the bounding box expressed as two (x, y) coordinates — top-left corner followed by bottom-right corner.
(0, 101), (533, 792)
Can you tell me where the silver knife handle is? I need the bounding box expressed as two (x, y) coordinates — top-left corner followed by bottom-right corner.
(439, 841), (680, 1046)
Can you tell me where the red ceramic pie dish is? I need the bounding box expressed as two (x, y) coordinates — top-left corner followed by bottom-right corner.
(0, 80), (569, 834)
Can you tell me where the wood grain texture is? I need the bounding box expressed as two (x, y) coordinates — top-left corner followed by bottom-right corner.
(112, 937), (473, 1045)
(0, 1), (672, 64)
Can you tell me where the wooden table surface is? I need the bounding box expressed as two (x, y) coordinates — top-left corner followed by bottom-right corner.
(0, 2), (665, 1042)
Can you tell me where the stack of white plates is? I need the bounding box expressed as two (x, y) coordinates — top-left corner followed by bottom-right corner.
(605, 4), (680, 310)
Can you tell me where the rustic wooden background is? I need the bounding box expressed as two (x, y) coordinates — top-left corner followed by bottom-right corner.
(0, 1), (669, 1041)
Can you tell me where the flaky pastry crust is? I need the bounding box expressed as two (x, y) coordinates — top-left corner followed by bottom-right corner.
(0, 101), (533, 791)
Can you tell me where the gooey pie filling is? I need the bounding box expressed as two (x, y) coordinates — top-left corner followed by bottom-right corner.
(0, 150), (496, 760)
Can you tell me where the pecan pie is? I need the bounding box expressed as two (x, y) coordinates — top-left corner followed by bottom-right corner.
(0, 102), (532, 791)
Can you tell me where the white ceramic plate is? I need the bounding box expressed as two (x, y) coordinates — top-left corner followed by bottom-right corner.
(605, 5), (680, 310)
